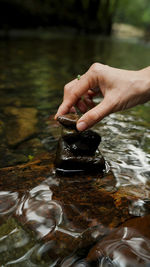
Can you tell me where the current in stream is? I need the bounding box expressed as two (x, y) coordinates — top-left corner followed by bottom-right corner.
(0, 34), (149, 266)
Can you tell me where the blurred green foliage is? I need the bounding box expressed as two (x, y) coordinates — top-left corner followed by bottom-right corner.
(0, 0), (119, 34)
(115, 0), (150, 29)
(1, 0), (150, 34)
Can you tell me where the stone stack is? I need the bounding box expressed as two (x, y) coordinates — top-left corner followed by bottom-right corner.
(55, 113), (105, 174)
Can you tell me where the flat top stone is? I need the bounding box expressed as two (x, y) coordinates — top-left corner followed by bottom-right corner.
(57, 113), (79, 130)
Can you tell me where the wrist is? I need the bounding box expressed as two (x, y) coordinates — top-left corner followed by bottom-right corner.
(138, 67), (150, 103)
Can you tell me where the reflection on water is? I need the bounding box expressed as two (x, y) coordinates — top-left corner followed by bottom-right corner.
(95, 111), (150, 187)
(91, 227), (150, 266)
(0, 191), (18, 215)
(0, 35), (149, 266)
(19, 184), (63, 238)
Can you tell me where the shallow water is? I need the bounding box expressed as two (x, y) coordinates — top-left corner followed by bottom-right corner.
(0, 35), (150, 266)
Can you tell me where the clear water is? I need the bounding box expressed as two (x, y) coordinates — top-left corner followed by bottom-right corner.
(0, 35), (150, 266)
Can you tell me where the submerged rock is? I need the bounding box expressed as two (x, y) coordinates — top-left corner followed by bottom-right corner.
(0, 115), (150, 266)
(0, 217), (36, 266)
(86, 215), (150, 265)
(55, 114), (105, 174)
(0, 151), (149, 265)
(0, 120), (4, 135)
(4, 107), (38, 147)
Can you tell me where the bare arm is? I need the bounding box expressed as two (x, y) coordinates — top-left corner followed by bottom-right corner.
(55, 63), (150, 131)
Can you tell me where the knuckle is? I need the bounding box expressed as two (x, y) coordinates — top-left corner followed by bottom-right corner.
(90, 62), (100, 72)
(64, 84), (70, 92)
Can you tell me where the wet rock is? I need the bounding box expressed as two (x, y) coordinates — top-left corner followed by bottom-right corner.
(19, 138), (45, 154)
(0, 217), (36, 266)
(0, 152), (54, 192)
(86, 215), (150, 266)
(129, 199), (150, 217)
(53, 175), (131, 230)
(0, 151), (147, 266)
(55, 138), (105, 174)
(0, 153), (132, 230)
(63, 130), (101, 156)
(0, 146), (28, 168)
(46, 230), (79, 258)
(5, 152), (27, 166)
(77, 224), (110, 251)
(122, 214), (150, 239)
(0, 151), (144, 231)
(4, 106), (38, 147)
(57, 113), (79, 130)
(55, 114), (104, 174)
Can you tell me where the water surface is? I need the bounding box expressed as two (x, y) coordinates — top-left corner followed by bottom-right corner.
(0, 34), (150, 266)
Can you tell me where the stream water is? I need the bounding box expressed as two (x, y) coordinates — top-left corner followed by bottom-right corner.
(0, 34), (150, 266)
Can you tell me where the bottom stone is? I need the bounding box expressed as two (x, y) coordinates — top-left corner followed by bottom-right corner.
(55, 138), (105, 175)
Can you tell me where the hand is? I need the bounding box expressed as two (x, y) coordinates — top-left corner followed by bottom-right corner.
(55, 63), (150, 131)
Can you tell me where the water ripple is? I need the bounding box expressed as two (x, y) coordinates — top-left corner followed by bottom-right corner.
(0, 191), (18, 215)
(17, 184), (63, 239)
(95, 111), (150, 186)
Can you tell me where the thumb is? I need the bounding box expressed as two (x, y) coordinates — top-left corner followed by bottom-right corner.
(77, 99), (111, 131)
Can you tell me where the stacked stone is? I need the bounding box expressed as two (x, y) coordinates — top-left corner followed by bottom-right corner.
(55, 114), (105, 175)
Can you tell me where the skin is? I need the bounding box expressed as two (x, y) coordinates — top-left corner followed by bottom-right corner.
(55, 63), (150, 131)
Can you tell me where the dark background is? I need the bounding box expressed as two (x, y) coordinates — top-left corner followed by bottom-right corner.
(0, 0), (150, 36)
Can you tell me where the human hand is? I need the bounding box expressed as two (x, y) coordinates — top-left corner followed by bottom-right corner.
(55, 63), (150, 131)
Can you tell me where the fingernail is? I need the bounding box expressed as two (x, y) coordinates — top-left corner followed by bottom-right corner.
(77, 121), (87, 131)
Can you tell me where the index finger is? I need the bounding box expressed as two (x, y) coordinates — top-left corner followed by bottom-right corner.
(55, 67), (98, 118)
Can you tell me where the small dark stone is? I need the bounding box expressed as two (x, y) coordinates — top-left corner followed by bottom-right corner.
(57, 113), (79, 130)
(69, 130), (101, 156)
